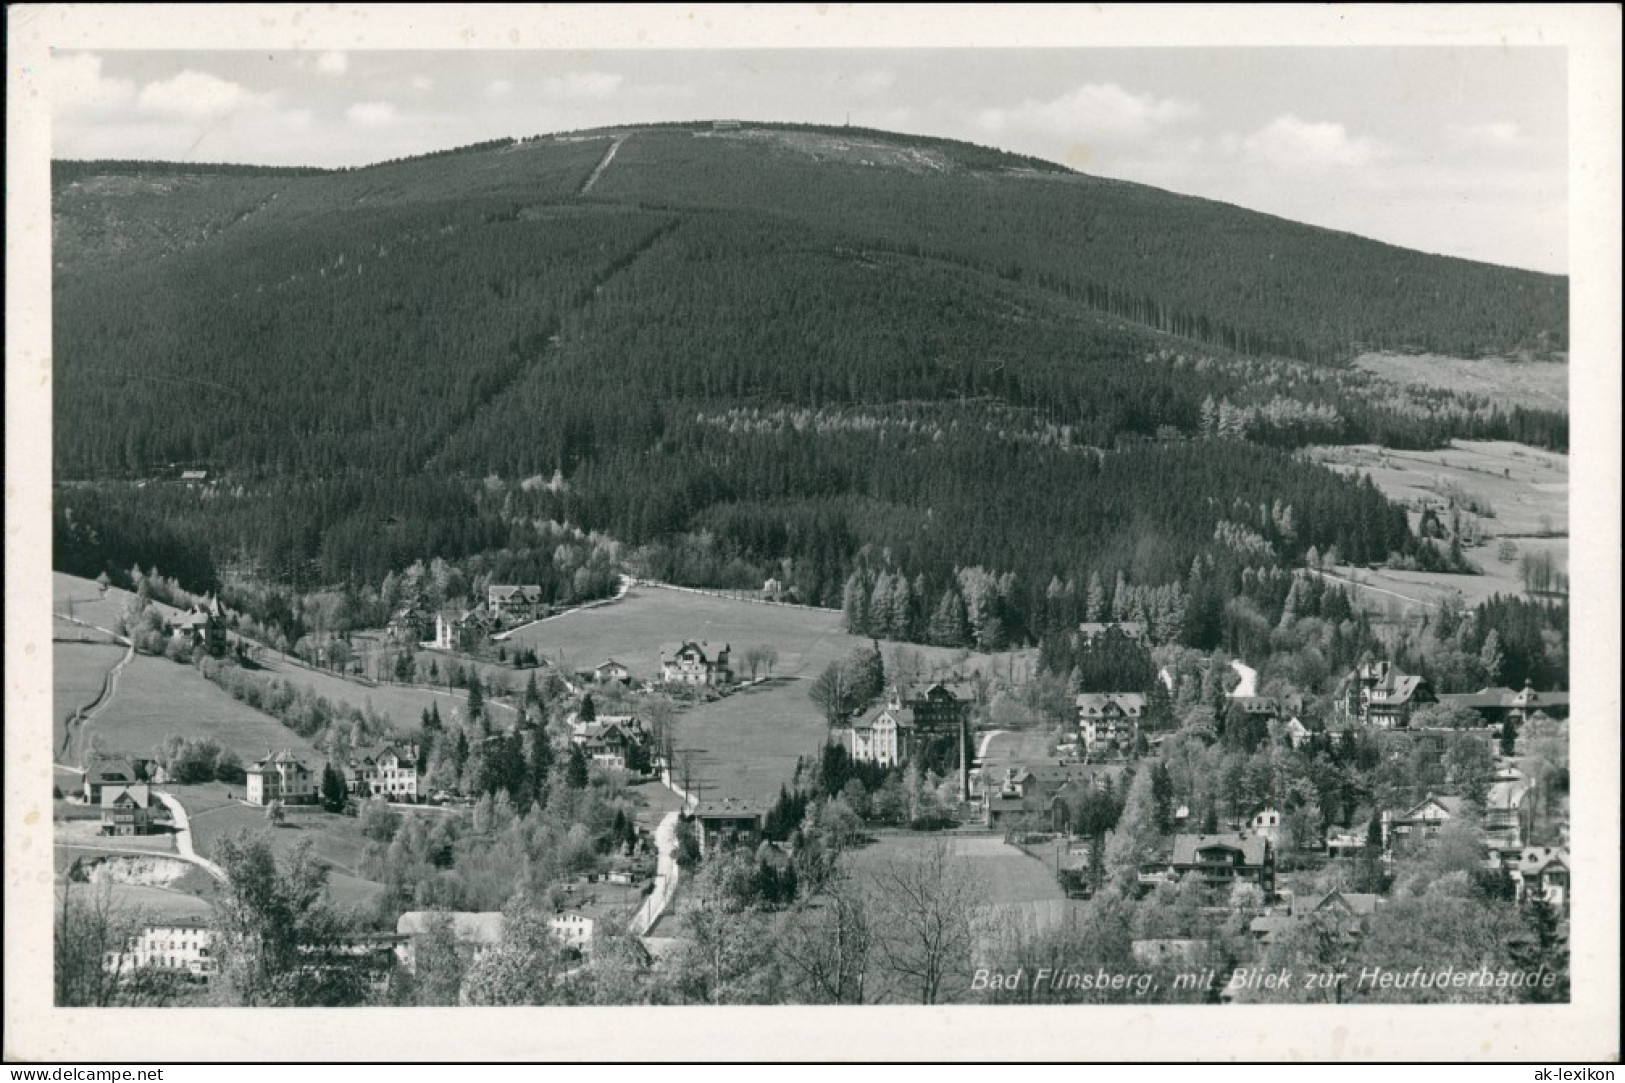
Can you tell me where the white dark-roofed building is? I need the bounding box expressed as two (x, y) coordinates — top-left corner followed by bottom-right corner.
(1339, 660), (1435, 727)
(395, 910), (506, 973)
(1383, 793), (1467, 848)
(246, 749), (315, 806)
(660, 641), (733, 686)
(104, 922), (216, 981)
(100, 784), (154, 836)
(1075, 692), (1146, 755)
(84, 759), (140, 804)
(486, 585), (545, 625)
(1512, 847), (1569, 913)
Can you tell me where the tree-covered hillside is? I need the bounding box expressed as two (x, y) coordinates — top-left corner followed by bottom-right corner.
(51, 124), (1567, 647)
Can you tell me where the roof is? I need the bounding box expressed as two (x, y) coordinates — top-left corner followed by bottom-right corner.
(1296, 890), (1380, 917)
(660, 640), (728, 664)
(87, 759), (138, 785)
(396, 910), (505, 945)
(179, 470), (208, 480)
(488, 584), (542, 598)
(851, 703), (916, 732)
(1371, 673), (1429, 705)
(1075, 693), (1147, 717)
(690, 798), (764, 819)
(1397, 793), (1466, 821)
(101, 783), (151, 809)
(1517, 847), (1568, 876)
(1438, 687), (1520, 710)
(249, 749), (311, 773)
(1170, 833), (1270, 867)
(1078, 621), (1147, 638)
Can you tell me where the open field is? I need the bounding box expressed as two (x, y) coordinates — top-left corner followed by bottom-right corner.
(53, 641), (126, 757)
(240, 647), (514, 735)
(1304, 440), (1568, 617)
(669, 678), (829, 806)
(87, 654), (318, 767)
(1306, 440), (1567, 538)
(55, 881), (214, 923)
(504, 582), (1032, 683)
(170, 781), (385, 909)
(510, 583), (1032, 803)
(978, 728), (1057, 768)
(1352, 352), (1568, 414)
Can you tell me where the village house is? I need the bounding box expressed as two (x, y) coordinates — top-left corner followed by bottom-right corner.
(83, 759), (141, 804)
(245, 749), (315, 806)
(1164, 832), (1275, 895)
(104, 922), (215, 981)
(1247, 807), (1283, 847)
(169, 597), (227, 657)
(347, 744), (421, 801)
(1282, 716), (1316, 748)
(571, 721), (640, 771)
(1326, 823), (1371, 859)
(839, 702), (915, 767)
(1339, 661), (1436, 727)
(100, 784), (154, 836)
(1511, 847), (1569, 913)
(984, 762), (1120, 830)
(659, 641), (733, 686)
(1483, 770), (1534, 850)
(1249, 888), (1380, 945)
(486, 584), (545, 625)
(687, 798), (764, 855)
(386, 604), (432, 644)
(1077, 621), (1147, 644)
(593, 659), (633, 685)
(1382, 793), (1466, 849)
(1075, 693), (1146, 755)
(1437, 681), (1571, 726)
(395, 911), (504, 973)
(433, 606), (490, 651)
(895, 680), (976, 733)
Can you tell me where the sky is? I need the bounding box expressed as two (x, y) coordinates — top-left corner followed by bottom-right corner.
(50, 47), (1568, 273)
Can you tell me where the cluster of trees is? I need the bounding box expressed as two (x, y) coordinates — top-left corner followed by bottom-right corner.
(150, 735), (244, 785)
(806, 642), (886, 723)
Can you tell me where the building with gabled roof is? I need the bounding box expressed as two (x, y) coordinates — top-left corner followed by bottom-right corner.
(246, 749), (315, 806)
(1077, 621), (1147, 644)
(1340, 660), (1435, 727)
(659, 641), (733, 686)
(486, 584), (545, 625)
(838, 702), (915, 767)
(395, 911), (505, 973)
(100, 784), (154, 836)
(1383, 793), (1467, 849)
(1511, 846), (1569, 913)
(687, 798), (764, 855)
(1167, 832), (1275, 894)
(83, 759), (141, 805)
(1075, 692), (1146, 754)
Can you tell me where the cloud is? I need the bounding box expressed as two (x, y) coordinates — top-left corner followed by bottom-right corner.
(540, 71), (623, 100)
(1446, 120), (1520, 148)
(409, 75), (434, 92)
(316, 52), (349, 76)
(136, 70), (263, 120)
(50, 53), (136, 114)
(346, 101), (398, 127)
(976, 83), (1200, 139)
(1237, 114), (1385, 169)
(485, 79), (514, 101)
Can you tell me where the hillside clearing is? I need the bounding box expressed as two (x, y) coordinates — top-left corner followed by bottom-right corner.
(87, 654), (318, 766)
(53, 641), (127, 758)
(1352, 352), (1568, 414)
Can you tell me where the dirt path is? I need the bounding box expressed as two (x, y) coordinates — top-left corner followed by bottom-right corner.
(1305, 568), (1441, 610)
(579, 136), (625, 194)
(152, 791), (226, 881)
(53, 613), (135, 767)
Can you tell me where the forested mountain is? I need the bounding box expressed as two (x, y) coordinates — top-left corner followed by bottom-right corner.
(52, 123), (1568, 646)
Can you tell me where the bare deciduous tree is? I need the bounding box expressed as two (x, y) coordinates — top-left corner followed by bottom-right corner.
(871, 840), (979, 1004)
(776, 867), (874, 1004)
